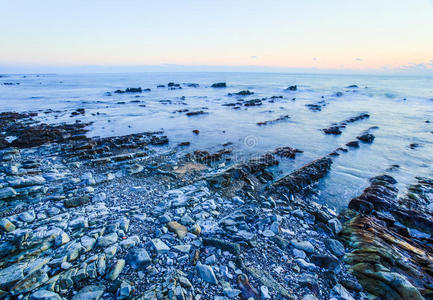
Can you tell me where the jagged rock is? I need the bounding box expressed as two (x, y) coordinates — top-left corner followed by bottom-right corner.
(97, 233), (118, 247)
(125, 248), (151, 269)
(119, 235), (140, 248)
(286, 85), (297, 91)
(272, 157), (332, 194)
(151, 238), (170, 253)
(196, 262), (218, 284)
(311, 254), (339, 271)
(0, 265), (22, 291)
(323, 113), (370, 135)
(211, 82), (226, 88)
(81, 235), (96, 252)
(117, 280), (134, 299)
(55, 231), (70, 246)
(340, 175), (433, 299)
(29, 290), (62, 300)
(72, 285), (106, 300)
(106, 260), (125, 281)
(0, 187), (17, 199)
(10, 269), (49, 295)
(324, 239), (345, 257)
(357, 132), (375, 143)
(228, 90), (254, 96)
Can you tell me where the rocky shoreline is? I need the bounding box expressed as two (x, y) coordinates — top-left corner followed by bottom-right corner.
(0, 110), (432, 300)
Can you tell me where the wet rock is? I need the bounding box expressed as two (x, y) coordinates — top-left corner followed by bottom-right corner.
(97, 233), (118, 247)
(305, 104), (323, 112)
(331, 283), (354, 300)
(186, 111), (208, 116)
(348, 198), (373, 213)
(237, 274), (259, 299)
(11, 269), (49, 295)
(323, 126), (342, 135)
(114, 87), (143, 93)
(286, 85), (297, 91)
(72, 285), (106, 300)
(340, 175), (433, 299)
(244, 99), (262, 106)
(272, 156), (332, 194)
(196, 262), (218, 284)
(257, 115), (290, 126)
(117, 280), (134, 299)
(211, 82), (227, 88)
(202, 238), (241, 256)
(323, 113), (370, 135)
(166, 221), (188, 239)
(295, 258), (316, 271)
(29, 290), (62, 300)
(106, 259), (125, 281)
(328, 218), (342, 234)
(228, 90), (254, 96)
(357, 132), (375, 143)
(0, 187), (17, 199)
(291, 240), (314, 254)
(151, 238), (170, 253)
(340, 278), (363, 292)
(119, 235), (139, 249)
(324, 239), (345, 257)
(64, 196), (90, 208)
(302, 294), (318, 300)
(55, 231), (71, 246)
(0, 263), (25, 290)
(260, 285), (270, 299)
(125, 248), (151, 269)
(346, 141), (359, 148)
(273, 146), (303, 158)
(311, 254), (339, 271)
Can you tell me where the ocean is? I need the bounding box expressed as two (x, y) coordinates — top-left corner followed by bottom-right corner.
(1, 72), (432, 210)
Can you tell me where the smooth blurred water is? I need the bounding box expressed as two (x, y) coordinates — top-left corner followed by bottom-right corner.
(1, 72), (432, 210)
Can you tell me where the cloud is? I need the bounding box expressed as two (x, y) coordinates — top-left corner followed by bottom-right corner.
(355, 58), (363, 62)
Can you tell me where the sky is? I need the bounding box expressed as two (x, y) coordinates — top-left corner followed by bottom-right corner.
(1, 0), (433, 74)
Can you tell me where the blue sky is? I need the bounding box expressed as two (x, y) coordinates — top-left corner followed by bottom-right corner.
(1, 0), (433, 73)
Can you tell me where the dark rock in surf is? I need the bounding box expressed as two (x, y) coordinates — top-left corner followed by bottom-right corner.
(272, 156), (333, 194)
(285, 85), (297, 91)
(186, 111), (208, 117)
(346, 141), (359, 148)
(211, 82), (226, 88)
(228, 90), (254, 96)
(273, 146), (303, 158)
(114, 87), (144, 93)
(357, 132), (375, 143)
